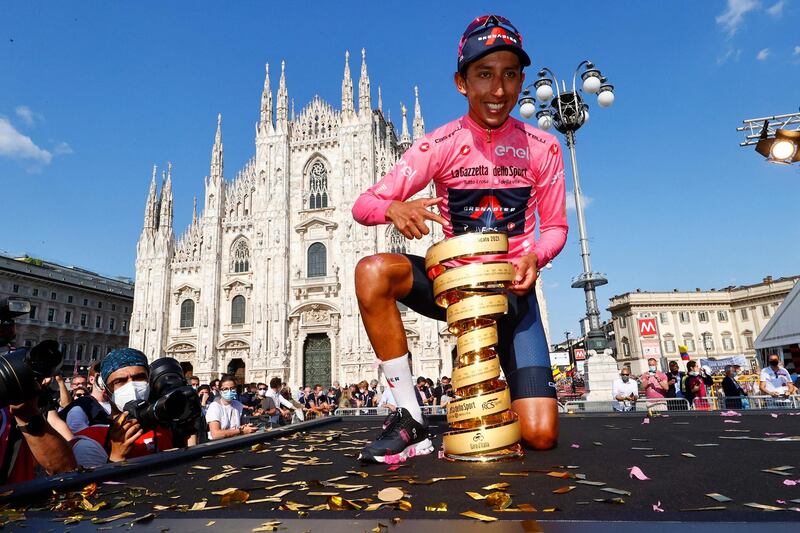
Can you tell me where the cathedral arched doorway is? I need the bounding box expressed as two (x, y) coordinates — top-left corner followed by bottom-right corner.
(180, 362), (193, 377)
(303, 334), (331, 388)
(227, 358), (246, 389)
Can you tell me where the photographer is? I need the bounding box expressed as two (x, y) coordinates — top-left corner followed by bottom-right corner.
(74, 348), (196, 464)
(205, 375), (257, 440)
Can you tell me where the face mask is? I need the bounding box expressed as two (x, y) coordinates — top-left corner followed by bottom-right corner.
(192, 385), (198, 391)
(769, 360), (780, 367)
(257, 389), (266, 397)
(360, 388), (366, 393)
(689, 371), (698, 377)
(649, 366), (657, 373)
(221, 390), (237, 402)
(113, 380), (150, 411)
(621, 375), (630, 382)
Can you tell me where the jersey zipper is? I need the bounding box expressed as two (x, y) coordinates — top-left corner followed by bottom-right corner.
(486, 128), (492, 143)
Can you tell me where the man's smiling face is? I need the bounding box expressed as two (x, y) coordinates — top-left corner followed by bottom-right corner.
(455, 50), (525, 130)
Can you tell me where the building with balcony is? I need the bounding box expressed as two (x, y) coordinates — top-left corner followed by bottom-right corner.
(607, 275), (799, 373)
(0, 254), (134, 373)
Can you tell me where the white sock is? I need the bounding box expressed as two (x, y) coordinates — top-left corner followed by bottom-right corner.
(382, 353), (423, 423)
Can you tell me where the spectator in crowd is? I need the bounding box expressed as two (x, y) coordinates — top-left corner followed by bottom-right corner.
(346, 384), (359, 407)
(266, 377), (296, 424)
(415, 377), (432, 406)
(60, 362), (113, 433)
(209, 379), (221, 400)
(188, 376), (201, 391)
(254, 383), (279, 427)
(55, 373), (88, 409)
(326, 387), (339, 411)
(354, 380), (376, 407)
(722, 364), (747, 409)
(640, 358), (669, 410)
(206, 375), (257, 440)
(760, 354), (797, 407)
(684, 361), (713, 409)
(665, 360), (684, 402)
(440, 383), (456, 407)
(369, 379), (379, 399)
(197, 384), (214, 415)
(378, 383), (397, 410)
(433, 376), (451, 405)
(331, 381), (342, 404)
(299, 386), (312, 407)
(304, 384), (332, 418)
(612, 367), (638, 412)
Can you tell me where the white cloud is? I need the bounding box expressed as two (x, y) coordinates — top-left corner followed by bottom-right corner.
(0, 117), (53, 164)
(794, 46), (800, 55)
(15, 106), (37, 126)
(53, 141), (73, 155)
(716, 0), (760, 36)
(566, 191), (593, 211)
(767, 0), (785, 16)
(757, 47), (771, 60)
(717, 46), (743, 64)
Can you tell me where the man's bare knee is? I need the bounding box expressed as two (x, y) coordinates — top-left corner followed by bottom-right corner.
(521, 426), (557, 450)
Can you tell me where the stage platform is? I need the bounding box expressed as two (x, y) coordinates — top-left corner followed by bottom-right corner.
(2, 411), (800, 531)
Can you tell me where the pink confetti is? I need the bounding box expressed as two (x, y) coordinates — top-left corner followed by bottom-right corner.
(765, 432), (785, 436)
(784, 479), (798, 486)
(571, 443), (580, 448)
(372, 358), (382, 370)
(437, 450), (445, 460)
(628, 466), (651, 481)
(652, 501), (664, 512)
(719, 410), (742, 417)
(777, 500), (787, 504)
(723, 420), (741, 424)
(771, 413), (779, 418)
(642, 417), (650, 425)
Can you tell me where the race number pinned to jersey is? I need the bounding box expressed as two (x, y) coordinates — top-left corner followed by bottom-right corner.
(448, 187), (530, 236)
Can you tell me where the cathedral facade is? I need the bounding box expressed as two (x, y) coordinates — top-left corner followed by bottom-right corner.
(129, 51), (551, 388)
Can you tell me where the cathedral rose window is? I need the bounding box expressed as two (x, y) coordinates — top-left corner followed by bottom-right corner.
(231, 238), (250, 273)
(308, 161), (329, 209)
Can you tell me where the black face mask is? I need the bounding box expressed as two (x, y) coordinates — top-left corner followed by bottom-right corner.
(769, 359), (780, 366)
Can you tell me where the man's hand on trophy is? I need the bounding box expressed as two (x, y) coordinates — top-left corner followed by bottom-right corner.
(509, 252), (538, 295)
(386, 198), (448, 239)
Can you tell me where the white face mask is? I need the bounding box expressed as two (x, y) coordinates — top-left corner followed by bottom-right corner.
(113, 380), (150, 411)
(257, 389), (266, 397)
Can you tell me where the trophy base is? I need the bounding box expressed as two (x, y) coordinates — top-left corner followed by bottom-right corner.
(442, 443), (524, 463)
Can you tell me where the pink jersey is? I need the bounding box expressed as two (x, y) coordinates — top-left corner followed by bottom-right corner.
(352, 114), (568, 266)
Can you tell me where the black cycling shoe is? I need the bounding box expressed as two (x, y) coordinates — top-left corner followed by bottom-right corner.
(358, 407), (434, 464)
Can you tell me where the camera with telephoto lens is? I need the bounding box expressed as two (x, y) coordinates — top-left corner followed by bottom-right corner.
(123, 357), (200, 431)
(0, 297), (63, 408)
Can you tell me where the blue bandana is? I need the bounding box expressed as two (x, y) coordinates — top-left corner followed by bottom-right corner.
(101, 348), (149, 385)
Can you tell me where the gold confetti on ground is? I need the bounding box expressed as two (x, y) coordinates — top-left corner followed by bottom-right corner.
(461, 510), (498, 522)
(378, 487), (404, 502)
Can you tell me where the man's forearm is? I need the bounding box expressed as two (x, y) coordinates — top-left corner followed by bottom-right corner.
(20, 422), (77, 474)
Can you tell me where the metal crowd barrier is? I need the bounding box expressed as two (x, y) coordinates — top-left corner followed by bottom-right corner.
(692, 395), (800, 411)
(563, 398), (691, 413)
(334, 405), (448, 417)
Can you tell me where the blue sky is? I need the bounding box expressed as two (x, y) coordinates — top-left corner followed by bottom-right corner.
(2, 1), (799, 343)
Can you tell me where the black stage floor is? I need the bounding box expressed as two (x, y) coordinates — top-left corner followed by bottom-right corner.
(3, 411), (800, 531)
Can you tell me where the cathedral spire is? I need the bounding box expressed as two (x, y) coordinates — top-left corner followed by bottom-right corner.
(341, 50), (354, 115)
(144, 164), (158, 230)
(211, 113), (224, 179)
(413, 85), (425, 140)
(400, 102), (411, 147)
(276, 60), (288, 129)
(159, 162), (173, 231)
(259, 63), (273, 134)
(358, 48), (371, 115)
(192, 195), (198, 224)
(377, 86), (383, 113)
(291, 98), (295, 122)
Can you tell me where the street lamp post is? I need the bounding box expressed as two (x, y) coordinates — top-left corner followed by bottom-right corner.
(518, 61), (614, 353)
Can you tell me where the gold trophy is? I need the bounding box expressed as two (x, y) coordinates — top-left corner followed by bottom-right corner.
(425, 231), (523, 462)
